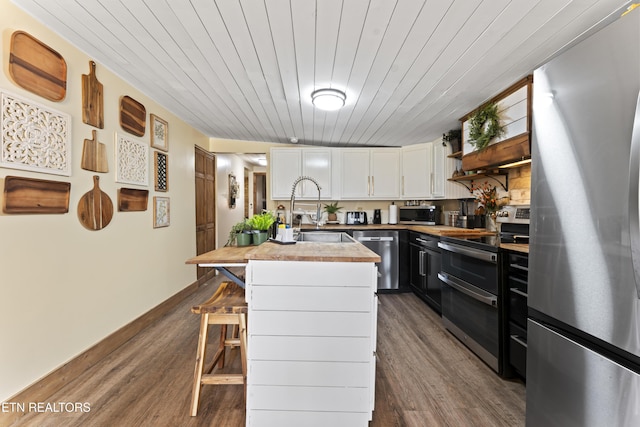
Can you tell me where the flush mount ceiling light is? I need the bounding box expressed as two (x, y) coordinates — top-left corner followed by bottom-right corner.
(311, 88), (346, 111)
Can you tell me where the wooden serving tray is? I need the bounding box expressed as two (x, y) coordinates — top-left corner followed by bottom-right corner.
(3, 176), (70, 214)
(9, 31), (67, 102)
(118, 188), (148, 211)
(120, 95), (146, 136)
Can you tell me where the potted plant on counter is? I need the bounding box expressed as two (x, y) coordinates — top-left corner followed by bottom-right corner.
(228, 219), (253, 247)
(249, 211), (276, 245)
(323, 201), (343, 222)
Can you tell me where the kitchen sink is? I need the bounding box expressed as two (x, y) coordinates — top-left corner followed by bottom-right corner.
(296, 232), (355, 243)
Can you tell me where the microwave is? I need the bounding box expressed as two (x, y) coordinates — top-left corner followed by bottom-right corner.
(399, 206), (442, 225)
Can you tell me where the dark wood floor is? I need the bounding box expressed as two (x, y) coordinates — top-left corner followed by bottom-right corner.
(9, 277), (525, 426)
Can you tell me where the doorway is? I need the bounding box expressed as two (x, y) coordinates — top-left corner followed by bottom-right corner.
(253, 172), (266, 215)
(194, 146), (216, 280)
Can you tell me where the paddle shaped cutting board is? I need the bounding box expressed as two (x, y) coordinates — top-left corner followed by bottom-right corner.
(82, 61), (104, 128)
(81, 130), (108, 173)
(77, 176), (113, 231)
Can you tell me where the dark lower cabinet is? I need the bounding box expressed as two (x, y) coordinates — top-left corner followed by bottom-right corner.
(506, 251), (529, 379)
(409, 232), (441, 314)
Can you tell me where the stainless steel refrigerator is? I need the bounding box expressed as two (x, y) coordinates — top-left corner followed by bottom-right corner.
(528, 4), (640, 426)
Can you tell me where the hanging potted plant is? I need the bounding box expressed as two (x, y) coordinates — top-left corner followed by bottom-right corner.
(249, 211), (276, 245)
(228, 219), (253, 247)
(323, 201), (343, 222)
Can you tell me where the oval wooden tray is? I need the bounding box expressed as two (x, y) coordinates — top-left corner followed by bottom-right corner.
(9, 31), (67, 102)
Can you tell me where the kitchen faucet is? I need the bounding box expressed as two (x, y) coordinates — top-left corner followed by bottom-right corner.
(290, 176), (322, 229)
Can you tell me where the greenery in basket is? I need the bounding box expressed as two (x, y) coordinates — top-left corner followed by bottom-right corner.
(227, 219), (252, 246)
(249, 211), (276, 232)
(468, 102), (505, 150)
(323, 202), (343, 214)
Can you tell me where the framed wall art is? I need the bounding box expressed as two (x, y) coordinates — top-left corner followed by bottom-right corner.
(115, 133), (148, 186)
(154, 151), (168, 192)
(150, 114), (168, 151)
(0, 91), (71, 176)
(153, 196), (170, 228)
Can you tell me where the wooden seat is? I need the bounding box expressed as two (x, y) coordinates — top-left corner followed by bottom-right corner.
(190, 281), (248, 417)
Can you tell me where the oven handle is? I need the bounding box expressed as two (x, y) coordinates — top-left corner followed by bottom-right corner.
(438, 241), (497, 263)
(438, 272), (497, 307)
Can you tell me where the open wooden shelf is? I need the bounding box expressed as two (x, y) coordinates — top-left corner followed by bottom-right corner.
(448, 171), (508, 192)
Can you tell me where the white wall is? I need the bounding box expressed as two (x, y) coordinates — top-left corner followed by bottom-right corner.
(0, 0), (209, 401)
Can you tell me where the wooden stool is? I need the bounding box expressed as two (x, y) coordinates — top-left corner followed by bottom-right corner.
(190, 281), (247, 416)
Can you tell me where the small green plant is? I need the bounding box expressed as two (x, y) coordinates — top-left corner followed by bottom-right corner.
(249, 211), (276, 231)
(323, 202), (343, 214)
(227, 219), (252, 246)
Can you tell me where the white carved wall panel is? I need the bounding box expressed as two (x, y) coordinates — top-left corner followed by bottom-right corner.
(115, 133), (148, 186)
(0, 91), (71, 176)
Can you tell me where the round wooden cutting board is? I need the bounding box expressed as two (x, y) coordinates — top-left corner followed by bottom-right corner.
(77, 176), (113, 230)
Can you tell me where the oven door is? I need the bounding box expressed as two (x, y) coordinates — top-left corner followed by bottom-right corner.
(438, 241), (498, 294)
(439, 271), (500, 372)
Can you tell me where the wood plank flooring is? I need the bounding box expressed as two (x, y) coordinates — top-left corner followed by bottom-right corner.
(7, 277), (525, 426)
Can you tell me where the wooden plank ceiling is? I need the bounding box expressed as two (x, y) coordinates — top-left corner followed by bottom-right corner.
(11, 0), (632, 147)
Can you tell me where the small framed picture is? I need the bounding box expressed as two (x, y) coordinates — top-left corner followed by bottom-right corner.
(153, 196), (170, 228)
(154, 151), (168, 192)
(150, 114), (168, 151)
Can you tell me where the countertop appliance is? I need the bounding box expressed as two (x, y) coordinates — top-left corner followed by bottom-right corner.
(373, 209), (382, 224)
(353, 230), (399, 291)
(399, 206), (442, 225)
(345, 211), (367, 225)
(527, 7), (640, 426)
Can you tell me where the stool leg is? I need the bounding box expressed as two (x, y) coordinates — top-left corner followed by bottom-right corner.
(217, 324), (227, 369)
(238, 313), (248, 401)
(190, 313), (209, 417)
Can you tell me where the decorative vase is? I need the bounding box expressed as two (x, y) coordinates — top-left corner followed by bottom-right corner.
(486, 213), (497, 232)
(236, 232), (252, 247)
(253, 231), (269, 245)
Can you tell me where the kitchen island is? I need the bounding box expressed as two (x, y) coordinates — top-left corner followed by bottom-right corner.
(187, 238), (380, 426)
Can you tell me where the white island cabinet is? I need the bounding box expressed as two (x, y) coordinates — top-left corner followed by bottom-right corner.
(244, 253), (379, 426)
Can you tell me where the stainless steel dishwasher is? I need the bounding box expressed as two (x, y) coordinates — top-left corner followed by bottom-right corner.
(353, 230), (399, 291)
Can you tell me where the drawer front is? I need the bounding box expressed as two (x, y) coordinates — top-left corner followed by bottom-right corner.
(248, 410), (369, 427)
(509, 285), (528, 328)
(249, 385), (370, 412)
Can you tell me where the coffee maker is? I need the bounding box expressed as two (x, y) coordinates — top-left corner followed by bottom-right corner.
(373, 209), (382, 224)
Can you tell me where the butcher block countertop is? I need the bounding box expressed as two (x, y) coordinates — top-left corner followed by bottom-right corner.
(186, 240), (380, 265)
(301, 223), (496, 237)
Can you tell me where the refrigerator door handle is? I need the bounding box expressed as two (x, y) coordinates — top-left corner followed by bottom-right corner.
(629, 90), (640, 299)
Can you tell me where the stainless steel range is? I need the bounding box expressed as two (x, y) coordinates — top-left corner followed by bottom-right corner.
(437, 205), (530, 376)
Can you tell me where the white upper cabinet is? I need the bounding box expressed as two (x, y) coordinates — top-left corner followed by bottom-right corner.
(401, 142), (446, 199)
(270, 147), (332, 200)
(340, 148), (400, 199)
(401, 143), (430, 199)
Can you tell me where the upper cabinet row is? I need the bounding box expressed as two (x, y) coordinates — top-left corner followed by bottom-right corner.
(270, 144), (469, 201)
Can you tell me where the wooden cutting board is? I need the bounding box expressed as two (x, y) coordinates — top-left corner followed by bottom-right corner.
(120, 96), (146, 136)
(118, 188), (148, 211)
(9, 31), (67, 102)
(77, 176), (113, 230)
(81, 130), (108, 173)
(82, 61), (104, 128)
(3, 176), (70, 214)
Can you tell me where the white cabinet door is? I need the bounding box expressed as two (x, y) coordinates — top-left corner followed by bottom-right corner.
(370, 149), (400, 199)
(340, 149), (371, 199)
(302, 148), (332, 199)
(431, 142), (446, 198)
(401, 144), (430, 198)
(270, 148), (302, 199)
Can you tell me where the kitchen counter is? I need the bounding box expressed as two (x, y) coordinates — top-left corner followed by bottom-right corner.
(301, 223), (496, 237)
(500, 243), (529, 254)
(186, 239), (380, 265)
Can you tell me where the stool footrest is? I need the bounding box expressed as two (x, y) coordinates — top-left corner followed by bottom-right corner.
(201, 374), (244, 385)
